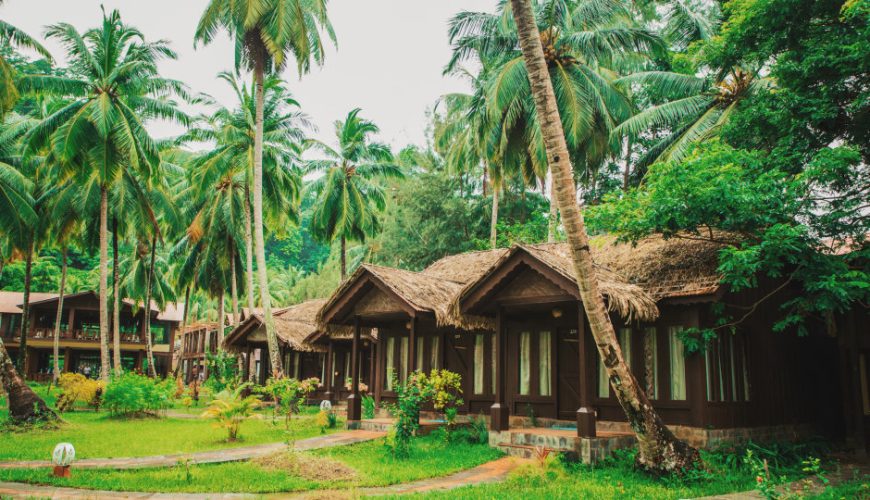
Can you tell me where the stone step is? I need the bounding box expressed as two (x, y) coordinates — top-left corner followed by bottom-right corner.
(497, 443), (565, 460)
(509, 431), (580, 451)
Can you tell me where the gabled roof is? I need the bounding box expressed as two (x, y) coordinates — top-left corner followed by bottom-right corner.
(0, 291), (57, 314)
(224, 300), (326, 353)
(5, 290), (185, 323)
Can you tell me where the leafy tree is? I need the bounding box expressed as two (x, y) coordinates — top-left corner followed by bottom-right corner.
(0, 0), (52, 116)
(305, 108), (404, 279)
(195, 0), (335, 379)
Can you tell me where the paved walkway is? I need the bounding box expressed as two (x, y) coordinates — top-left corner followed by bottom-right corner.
(0, 430), (386, 470)
(0, 457), (520, 499)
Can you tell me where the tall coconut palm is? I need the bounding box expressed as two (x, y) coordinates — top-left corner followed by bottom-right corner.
(195, 0), (335, 378)
(177, 72), (305, 320)
(508, 0), (699, 473)
(21, 9), (187, 381)
(0, 0), (52, 116)
(447, 0), (658, 225)
(306, 109), (404, 279)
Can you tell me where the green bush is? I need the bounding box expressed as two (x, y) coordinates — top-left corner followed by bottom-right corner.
(203, 351), (239, 393)
(362, 394), (376, 419)
(102, 373), (173, 417)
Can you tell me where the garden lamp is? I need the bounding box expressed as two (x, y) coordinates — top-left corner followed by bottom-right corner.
(52, 443), (75, 477)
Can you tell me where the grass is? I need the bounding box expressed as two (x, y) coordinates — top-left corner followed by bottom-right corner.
(0, 384), (337, 460)
(0, 433), (503, 493)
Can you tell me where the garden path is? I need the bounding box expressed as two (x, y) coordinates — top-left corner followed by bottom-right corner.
(0, 430), (385, 470)
(0, 457), (519, 499)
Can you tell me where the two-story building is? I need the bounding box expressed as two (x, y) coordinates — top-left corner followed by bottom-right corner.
(0, 290), (183, 379)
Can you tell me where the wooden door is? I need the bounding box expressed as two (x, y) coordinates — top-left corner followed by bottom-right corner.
(557, 326), (581, 419)
(444, 333), (471, 412)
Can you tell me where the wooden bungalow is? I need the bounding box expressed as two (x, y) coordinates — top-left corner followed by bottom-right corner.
(318, 236), (854, 457)
(223, 300), (328, 391)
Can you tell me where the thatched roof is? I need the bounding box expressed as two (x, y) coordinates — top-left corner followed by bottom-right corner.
(0, 291), (56, 314)
(224, 299), (327, 353)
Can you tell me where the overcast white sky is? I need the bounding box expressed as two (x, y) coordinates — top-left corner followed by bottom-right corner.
(4, 0), (495, 149)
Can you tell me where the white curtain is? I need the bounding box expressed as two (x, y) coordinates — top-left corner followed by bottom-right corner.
(619, 328), (632, 369)
(742, 339), (751, 402)
(400, 336), (409, 382)
(474, 334), (484, 395)
(539, 331), (552, 396)
(598, 353), (610, 398)
(344, 352), (351, 388)
(669, 326), (687, 400)
(385, 337), (395, 391)
(431, 336), (440, 370)
(519, 331), (531, 395)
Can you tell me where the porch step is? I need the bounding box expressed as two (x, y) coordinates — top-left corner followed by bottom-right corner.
(497, 443), (563, 460)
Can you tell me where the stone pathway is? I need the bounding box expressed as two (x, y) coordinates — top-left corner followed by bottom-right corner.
(0, 430), (385, 470)
(0, 457), (520, 499)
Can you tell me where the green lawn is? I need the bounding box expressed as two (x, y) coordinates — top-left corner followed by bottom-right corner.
(0, 409), (334, 460)
(0, 434), (503, 493)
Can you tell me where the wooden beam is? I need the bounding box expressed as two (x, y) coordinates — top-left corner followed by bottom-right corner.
(490, 306), (509, 431)
(576, 306), (596, 437)
(408, 315), (417, 374)
(324, 340), (334, 401)
(347, 316), (362, 421)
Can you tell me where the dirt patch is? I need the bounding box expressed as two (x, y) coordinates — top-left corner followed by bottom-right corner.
(254, 451), (358, 482)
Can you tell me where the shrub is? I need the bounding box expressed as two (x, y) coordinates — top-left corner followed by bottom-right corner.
(362, 394), (376, 419)
(428, 369), (463, 440)
(201, 384), (261, 441)
(56, 373), (104, 412)
(203, 351), (240, 393)
(256, 377), (318, 428)
(383, 371), (433, 458)
(102, 373), (172, 417)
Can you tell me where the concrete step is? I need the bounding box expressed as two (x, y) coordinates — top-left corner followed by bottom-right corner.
(497, 443), (564, 460)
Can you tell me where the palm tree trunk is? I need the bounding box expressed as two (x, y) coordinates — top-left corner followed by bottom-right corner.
(622, 137), (632, 191)
(548, 173), (558, 243)
(99, 186), (110, 381)
(243, 180), (256, 315)
(16, 240), (33, 374)
(217, 289), (225, 348)
(252, 54), (283, 378)
(0, 337), (57, 424)
(490, 186), (499, 249)
(230, 245), (239, 328)
(509, 0), (699, 474)
(52, 246), (67, 383)
(172, 285), (191, 378)
(340, 235), (347, 280)
(112, 217), (121, 376)
(143, 234), (157, 378)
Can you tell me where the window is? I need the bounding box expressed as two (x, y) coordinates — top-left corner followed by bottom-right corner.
(705, 333), (751, 402)
(644, 327), (659, 399)
(431, 336), (440, 370)
(491, 333), (497, 394)
(598, 352), (610, 398)
(343, 352), (351, 387)
(474, 334), (485, 395)
(400, 336), (409, 382)
(385, 337), (396, 391)
(519, 331), (531, 395)
(319, 353), (326, 385)
(416, 336), (424, 372)
(668, 327), (687, 400)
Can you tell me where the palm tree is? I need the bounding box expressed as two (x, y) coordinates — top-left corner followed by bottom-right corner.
(177, 73), (305, 321)
(21, 9), (187, 381)
(447, 0), (657, 225)
(195, 0), (335, 378)
(508, 0), (699, 473)
(0, 0), (52, 116)
(306, 109), (404, 279)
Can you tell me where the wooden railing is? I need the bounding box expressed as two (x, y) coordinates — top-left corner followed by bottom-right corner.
(5, 327), (165, 344)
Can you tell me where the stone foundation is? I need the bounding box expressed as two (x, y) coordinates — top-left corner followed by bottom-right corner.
(594, 421), (814, 449)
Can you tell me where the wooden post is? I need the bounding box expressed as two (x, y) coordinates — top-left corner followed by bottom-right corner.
(576, 307), (596, 437)
(347, 316), (362, 421)
(244, 345), (252, 381)
(490, 307), (509, 431)
(324, 340), (334, 401)
(368, 339), (376, 390)
(63, 348), (71, 373)
(408, 316), (417, 374)
(67, 308), (76, 339)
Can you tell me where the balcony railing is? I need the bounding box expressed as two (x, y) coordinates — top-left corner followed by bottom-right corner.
(5, 327), (166, 344)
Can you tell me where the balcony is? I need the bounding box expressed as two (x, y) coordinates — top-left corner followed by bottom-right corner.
(5, 327), (165, 345)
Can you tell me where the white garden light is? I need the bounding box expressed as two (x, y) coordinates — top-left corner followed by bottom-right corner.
(320, 400), (332, 412)
(52, 442), (75, 477)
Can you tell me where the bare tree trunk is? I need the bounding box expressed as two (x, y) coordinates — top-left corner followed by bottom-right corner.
(243, 180), (256, 315)
(112, 218), (121, 376)
(230, 245), (239, 328)
(252, 54), (283, 378)
(490, 186), (499, 249)
(0, 337), (57, 424)
(99, 186), (110, 382)
(340, 235), (347, 280)
(622, 137), (632, 191)
(172, 285), (191, 378)
(143, 234), (157, 378)
(16, 241), (33, 374)
(52, 246), (67, 383)
(509, 0), (699, 474)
